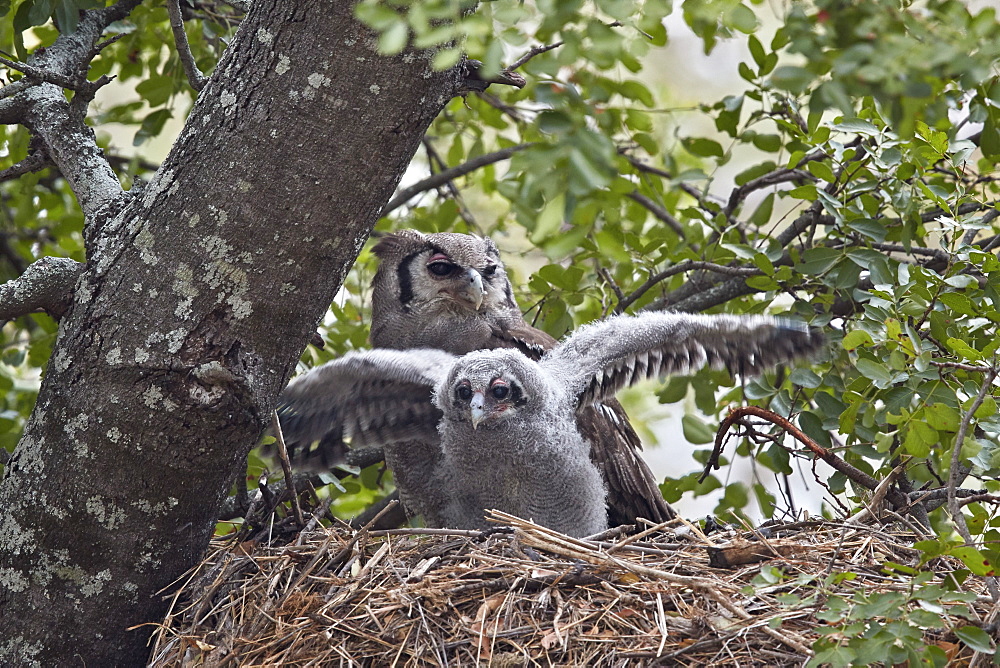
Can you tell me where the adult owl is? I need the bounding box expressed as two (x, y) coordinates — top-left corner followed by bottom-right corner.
(364, 229), (677, 528)
(278, 312), (823, 537)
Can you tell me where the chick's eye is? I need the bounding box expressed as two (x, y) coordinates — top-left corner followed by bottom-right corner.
(456, 385), (473, 401)
(483, 264), (498, 277)
(428, 261), (457, 277)
(491, 384), (510, 400)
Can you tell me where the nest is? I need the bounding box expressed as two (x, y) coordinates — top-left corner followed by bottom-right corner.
(149, 508), (995, 666)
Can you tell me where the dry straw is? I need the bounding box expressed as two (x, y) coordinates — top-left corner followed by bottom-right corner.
(149, 509), (994, 666)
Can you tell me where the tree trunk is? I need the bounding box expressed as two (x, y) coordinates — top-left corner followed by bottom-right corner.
(0, 2), (463, 664)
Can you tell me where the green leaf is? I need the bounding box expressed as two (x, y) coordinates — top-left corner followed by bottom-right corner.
(856, 358), (892, 384)
(537, 111), (574, 134)
(789, 367), (822, 388)
(924, 403), (960, 431)
(431, 48), (461, 70)
(954, 625), (995, 653)
(770, 65), (813, 94)
(797, 247), (841, 275)
(619, 80), (654, 107)
(531, 192), (565, 242)
(734, 160), (777, 186)
(946, 337), (984, 361)
(834, 119), (880, 136)
(54, 0), (77, 32)
(903, 421), (936, 458)
(682, 414), (715, 444)
(377, 21), (409, 55)
(806, 160), (836, 183)
(27, 0), (52, 27)
(682, 137), (724, 158)
(747, 34), (766, 69)
(135, 75), (175, 107)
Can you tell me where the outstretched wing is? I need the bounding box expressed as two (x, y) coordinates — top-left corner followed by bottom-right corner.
(541, 313), (824, 408)
(277, 349), (455, 464)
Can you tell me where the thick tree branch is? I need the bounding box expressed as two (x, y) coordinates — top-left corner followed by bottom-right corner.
(166, 0), (209, 91)
(618, 260), (759, 313)
(0, 256), (84, 323)
(4, 2), (141, 225)
(381, 143), (533, 215)
(648, 273), (759, 313)
(724, 168), (815, 219)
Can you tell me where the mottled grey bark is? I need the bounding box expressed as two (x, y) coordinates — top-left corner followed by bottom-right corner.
(0, 1), (463, 664)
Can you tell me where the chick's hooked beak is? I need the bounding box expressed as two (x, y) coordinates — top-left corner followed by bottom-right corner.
(469, 390), (487, 429)
(457, 268), (485, 311)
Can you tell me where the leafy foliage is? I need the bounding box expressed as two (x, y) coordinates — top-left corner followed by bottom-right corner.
(3, 0), (1000, 661)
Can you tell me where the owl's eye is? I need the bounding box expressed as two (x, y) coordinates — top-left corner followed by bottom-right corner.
(456, 384), (473, 401)
(483, 264), (498, 277)
(491, 383), (510, 400)
(428, 261), (457, 277)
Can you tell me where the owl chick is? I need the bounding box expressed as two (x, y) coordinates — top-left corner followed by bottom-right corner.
(365, 230), (676, 528)
(278, 312), (824, 537)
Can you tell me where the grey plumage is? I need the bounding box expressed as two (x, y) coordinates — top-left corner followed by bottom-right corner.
(364, 230), (676, 528)
(278, 311), (824, 537)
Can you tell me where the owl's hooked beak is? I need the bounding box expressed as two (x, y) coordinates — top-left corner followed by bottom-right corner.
(456, 268), (485, 311)
(469, 390), (487, 429)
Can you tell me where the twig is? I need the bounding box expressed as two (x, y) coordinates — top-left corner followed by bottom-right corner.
(0, 78), (32, 101)
(627, 191), (685, 238)
(271, 410), (304, 526)
(0, 55), (84, 90)
(0, 151), (52, 181)
(708, 406), (883, 492)
(381, 143), (534, 215)
(596, 266), (625, 307)
(166, 0), (208, 91)
(506, 41), (563, 72)
(624, 155), (716, 208)
(946, 366), (999, 600)
(217, 471), (327, 520)
(931, 361), (994, 372)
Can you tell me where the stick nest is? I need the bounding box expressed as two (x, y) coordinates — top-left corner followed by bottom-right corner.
(149, 510), (993, 666)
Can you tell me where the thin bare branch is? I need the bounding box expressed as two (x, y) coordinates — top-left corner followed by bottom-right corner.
(506, 42), (563, 72)
(627, 191), (685, 238)
(0, 256), (84, 323)
(381, 143), (534, 215)
(947, 368), (999, 591)
(709, 406), (872, 492)
(931, 361), (994, 373)
(0, 78), (32, 102)
(271, 411), (304, 526)
(0, 151), (52, 181)
(624, 155), (716, 209)
(0, 55), (85, 91)
(166, 0), (209, 91)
